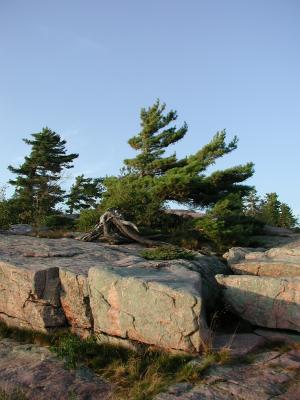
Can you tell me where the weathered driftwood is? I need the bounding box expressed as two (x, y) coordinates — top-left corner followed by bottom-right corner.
(80, 210), (156, 246)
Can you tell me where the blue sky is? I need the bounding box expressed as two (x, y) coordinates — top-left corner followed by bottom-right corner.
(0, 0), (299, 215)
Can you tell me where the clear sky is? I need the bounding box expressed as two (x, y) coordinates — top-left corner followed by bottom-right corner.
(0, 0), (299, 215)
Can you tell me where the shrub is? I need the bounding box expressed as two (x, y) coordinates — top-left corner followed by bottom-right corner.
(140, 245), (195, 260)
(0, 199), (19, 229)
(195, 214), (264, 253)
(195, 194), (264, 253)
(76, 209), (101, 232)
(42, 214), (75, 230)
(100, 175), (164, 228)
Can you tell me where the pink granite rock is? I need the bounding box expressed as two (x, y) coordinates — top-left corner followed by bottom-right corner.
(0, 338), (113, 400)
(224, 242), (300, 277)
(215, 274), (300, 332)
(213, 333), (266, 357)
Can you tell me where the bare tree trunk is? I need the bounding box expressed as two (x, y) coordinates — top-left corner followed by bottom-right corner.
(79, 210), (157, 246)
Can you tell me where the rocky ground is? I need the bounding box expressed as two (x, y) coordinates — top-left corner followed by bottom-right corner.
(0, 228), (299, 399)
(156, 345), (300, 400)
(0, 338), (112, 400)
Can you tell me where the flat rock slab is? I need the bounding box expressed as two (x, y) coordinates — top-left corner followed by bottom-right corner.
(89, 264), (209, 352)
(224, 241), (300, 277)
(213, 333), (266, 357)
(216, 275), (300, 332)
(0, 338), (112, 400)
(155, 347), (300, 400)
(255, 328), (300, 345)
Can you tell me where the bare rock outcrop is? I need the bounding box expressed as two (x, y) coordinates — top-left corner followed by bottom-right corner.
(0, 234), (226, 352)
(0, 338), (113, 400)
(155, 346), (300, 400)
(224, 242), (300, 277)
(215, 274), (300, 332)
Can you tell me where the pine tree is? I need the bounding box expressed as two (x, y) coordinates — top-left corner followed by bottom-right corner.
(243, 188), (259, 216)
(259, 192), (281, 226)
(66, 175), (104, 213)
(124, 99), (188, 176)
(279, 202), (298, 228)
(8, 127), (78, 223)
(102, 100), (254, 226)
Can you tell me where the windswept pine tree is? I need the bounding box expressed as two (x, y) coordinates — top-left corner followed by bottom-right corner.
(8, 127), (78, 223)
(102, 100), (254, 226)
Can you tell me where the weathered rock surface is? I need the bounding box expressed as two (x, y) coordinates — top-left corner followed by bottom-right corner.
(213, 333), (266, 357)
(0, 239), (66, 331)
(0, 338), (113, 400)
(155, 347), (300, 400)
(215, 274), (300, 332)
(254, 328), (300, 345)
(8, 224), (34, 235)
(225, 241), (300, 277)
(89, 263), (208, 353)
(0, 234), (226, 352)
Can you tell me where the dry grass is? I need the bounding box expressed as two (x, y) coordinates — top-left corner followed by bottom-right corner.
(0, 323), (234, 400)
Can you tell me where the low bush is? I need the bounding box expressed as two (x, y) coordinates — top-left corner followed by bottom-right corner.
(0, 200), (19, 229)
(76, 209), (101, 232)
(42, 214), (75, 230)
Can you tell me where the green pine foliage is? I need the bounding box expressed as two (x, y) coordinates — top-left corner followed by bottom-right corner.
(195, 193), (264, 252)
(100, 175), (164, 227)
(124, 99), (188, 176)
(140, 245), (195, 260)
(243, 191), (298, 229)
(279, 202), (298, 228)
(102, 100), (254, 228)
(8, 128), (78, 224)
(76, 209), (101, 232)
(259, 192), (281, 226)
(66, 174), (104, 213)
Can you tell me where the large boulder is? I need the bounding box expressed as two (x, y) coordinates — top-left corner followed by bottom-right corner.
(215, 274), (300, 332)
(89, 263), (209, 353)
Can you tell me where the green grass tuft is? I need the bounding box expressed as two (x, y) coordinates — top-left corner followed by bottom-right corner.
(140, 245), (195, 261)
(0, 388), (27, 400)
(0, 322), (232, 400)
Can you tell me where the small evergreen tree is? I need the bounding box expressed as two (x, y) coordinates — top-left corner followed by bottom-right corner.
(8, 127), (78, 223)
(279, 202), (298, 228)
(243, 188), (261, 217)
(66, 175), (104, 213)
(259, 192), (281, 226)
(195, 193), (264, 251)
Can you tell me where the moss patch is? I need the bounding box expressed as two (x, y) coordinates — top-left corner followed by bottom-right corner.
(140, 245), (195, 261)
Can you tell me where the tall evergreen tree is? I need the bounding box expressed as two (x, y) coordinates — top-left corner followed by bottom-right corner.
(66, 175), (104, 213)
(8, 127), (78, 223)
(102, 100), (254, 226)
